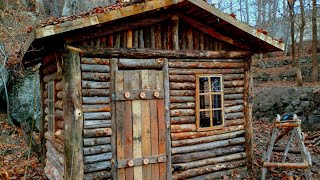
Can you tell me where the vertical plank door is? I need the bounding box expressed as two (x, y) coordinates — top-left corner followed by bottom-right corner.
(115, 69), (167, 180)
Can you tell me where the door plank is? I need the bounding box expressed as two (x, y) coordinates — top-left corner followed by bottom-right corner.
(141, 70), (152, 179)
(156, 71), (166, 179)
(123, 71), (133, 179)
(115, 71), (125, 180)
(149, 70), (160, 180)
(132, 71), (143, 180)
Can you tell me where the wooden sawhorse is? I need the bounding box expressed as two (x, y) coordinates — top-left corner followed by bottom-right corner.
(261, 114), (312, 180)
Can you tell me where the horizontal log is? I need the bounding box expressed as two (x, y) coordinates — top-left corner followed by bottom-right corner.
(170, 109), (195, 117)
(169, 61), (244, 69)
(55, 109), (63, 120)
(171, 124), (196, 133)
(82, 89), (109, 97)
(169, 68), (244, 75)
(170, 96), (195, 103)
(118, 58), (164, 69)
(171, 125), (244, 140)
(57, 91), (64, 99)
(171, 130), (245, 147)
(84, 137), (111, 147)
(84, 171), (111, 180)
(55, 81), (63, 91)
(82, 72), (110, 81)
(83, 112), (111, 120)
(83, 97), (110, 104)
(263, 162), (308, 169)
(224, 105), (244, 113)
(272, 146), (301, 154)
(43, 72), (62, 83)
(82, 104), (111, 112)
(225, 119), (245, 127)
(81, 64), (110, 73)
(224, 94), (243, 100)
(224, 87), (244, 94)
(170, 102), (195, 110)
(82, 81), (110, 89)
(171, 137), (245, 154)
(55, 100), (63, 110)
(75, 46), (252, 59)
(224, 100), (243, 107)
(223, 74), (244, 81)
(54, 129), (64, 142)
(172, 152), (246, 171)
(173, 159), (247, 179)
(169, 59), (244, 62)
(170, 82), (195, 90)
(83, 145), (112, 155)
(43, 63), (57, 75)
(171, 116), (195, 124)
(84, 120), (111, 129)
(44, 132), (64, 153)
(84, 161), (111, 173)
(169, 75), (195, 82)
(84, 128), (112, 138)
(223, 80), (244, 88)
(81, 58), (110, 65)
(170, 90), (195, 96)
(225, 112), (244, 120)
(84, 152), (112, 164)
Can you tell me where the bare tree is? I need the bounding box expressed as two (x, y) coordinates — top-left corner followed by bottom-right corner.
(311, 0), (318, 82)
(296, 0), (305, 86)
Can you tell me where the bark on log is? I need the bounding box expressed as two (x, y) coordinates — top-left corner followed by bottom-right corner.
(170, 96), (195, 103)
(224, 100), (244, 107)
(84, 152), (112, 164)
(83, 97), (110, 104)
(225, 119), (245, 127)
(171, 116), (195, 124)
(84, 137), (111, 147)
(55, 109), (63, 120)
(224, 94), (243, 100)
(47, 149), (64, 176)
(171, 137), (245, 154)
(81, 64), (110, 73)
(43, 72), (62, 83)
(225, 112), (244, 120)
(170, 90), (195, 96)
(55, 100), (63, 110)
(83, 128), (112, 138)
(84, 171), (111, 180)
(171, 124), (196, 133)
(82, 105), (111, 112)
(170, 109), (195, 117)
(55, 81), (63, 91)
(46, 141), (64, 165)
(169, 75), (195, 82)
(170, 103), (195, 110)
(45, 159), (64, 179)
(82, 81), (110, 89)
(81, 58), (110, 65)
(82, 89), (109, 97)
(169, 68), (244, 75)
(83, 145), (112, 155)
(224, 87), (244, 94)
(84, 161), (111, 173)
(84, 120), (111, 129)
(263, 162), (308, 169)
(171, 130), (245, 147)
(223, 74), (244, 81)
(171, 125), (244, 140)
(272, 146), (301, 154)
(83, 112), (111, 120)
(224, 80), (244, 88)
(57, 91), (64, 99)
(56, 120), (64, 129)
(170, 82), (196, 90)
(168, 61), (244, 69)
(224, 105), (244, 113)
(44, 132), (64, 153)
(173, 159), (246, 179)
(82, 72), (110, 81)
(118, 58), (164, 69)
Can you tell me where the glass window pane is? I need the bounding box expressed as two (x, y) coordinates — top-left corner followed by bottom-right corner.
(212, 94), (221, 108)
(199, 95), (210, 110)
(211, 77), (221, 92)
(213, 110), (222, 126)
(200, 111), (210, 127)
(199, 77), (210, 93)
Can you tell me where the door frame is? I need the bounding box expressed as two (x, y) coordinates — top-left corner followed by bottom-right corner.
(110, 57), (171, 179)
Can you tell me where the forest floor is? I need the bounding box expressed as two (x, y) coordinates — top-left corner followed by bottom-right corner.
(0, 113), (320, 179)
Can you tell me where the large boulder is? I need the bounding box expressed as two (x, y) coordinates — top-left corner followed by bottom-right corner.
(0, 67), (9, 112)
(8, 67), (41, 130)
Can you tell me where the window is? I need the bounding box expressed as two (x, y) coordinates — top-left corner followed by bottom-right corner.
(48, 81), (55, 133)
(196, 75), (224, 130)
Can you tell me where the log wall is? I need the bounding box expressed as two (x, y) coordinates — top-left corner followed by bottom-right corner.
(169, 58), (247, 179)
(41, 53), (64, 180)
(81, 57), (112, 179)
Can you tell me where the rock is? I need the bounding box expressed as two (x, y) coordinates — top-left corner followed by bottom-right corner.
(0, 68), (9, 111)
(300, 101), (310, 108)
(291, 99), (301, 106)
(8, 67), (41, 130)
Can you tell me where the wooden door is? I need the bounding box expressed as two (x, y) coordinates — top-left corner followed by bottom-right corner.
(115, 69), (167, 180)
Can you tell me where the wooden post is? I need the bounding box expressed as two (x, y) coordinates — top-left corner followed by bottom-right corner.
(172, 15), (179, 51)
(244, 57), (253, 171)
(39, 65), (46, 168)
(63, 50), (84, 180)
(127, 30), (133, 48)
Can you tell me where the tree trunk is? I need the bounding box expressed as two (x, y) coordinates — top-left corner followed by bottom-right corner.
(62, 0), (87, 16)
(296, 0), (304, 86)
(311, 0), (318, 82)
(288, 0), (297, 67)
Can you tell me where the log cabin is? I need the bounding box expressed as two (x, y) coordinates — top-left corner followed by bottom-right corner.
(22, 0), (284, 179)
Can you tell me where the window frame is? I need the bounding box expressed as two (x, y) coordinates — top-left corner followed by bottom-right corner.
(47, 81), (56, 134)
(195, 74), (225, 131)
